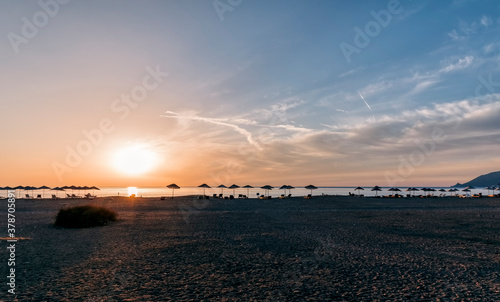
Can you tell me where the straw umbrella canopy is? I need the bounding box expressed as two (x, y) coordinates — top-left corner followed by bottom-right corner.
(371, 185), (382, 196)
(448, 188), (458, 196)
(217, 184), (227, 195)
(38, 185), (51, 198)
(1, 186), (12, 197)
(388, 188), (401, 196)
(354, 186), (364, 196)
(14, 185), (24, 197)
(260, 185), (273, 196)
(411, 187), (420, 196)
(279, 185), (289, 195)
(198, 183), (211, 196)
(23, 186), (36, 198)
(90, 186), (100, 196)
(228, 184), (240, 196)
(242, 185), (253, 196)
(166, 183), (180, 199)
(464, 186), (475, 195)
(81, 186), (91, 195)
(304, 185), (318, 196)
(51, 187), (65, 198)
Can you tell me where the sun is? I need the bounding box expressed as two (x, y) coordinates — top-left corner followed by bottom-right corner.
(113, 145), (157, 176)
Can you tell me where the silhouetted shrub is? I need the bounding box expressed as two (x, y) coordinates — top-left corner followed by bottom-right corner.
(55, 205), (117, 228)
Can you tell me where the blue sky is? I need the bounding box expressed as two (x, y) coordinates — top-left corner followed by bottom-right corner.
(1, 0), (499, 187)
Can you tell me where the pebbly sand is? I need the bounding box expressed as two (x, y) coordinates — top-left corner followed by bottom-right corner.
(1, 195), (499, 301)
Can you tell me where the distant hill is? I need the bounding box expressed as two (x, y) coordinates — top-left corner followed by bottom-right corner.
(452, 171), (500, 188)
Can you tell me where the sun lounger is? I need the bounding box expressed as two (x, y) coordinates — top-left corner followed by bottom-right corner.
(304, 194), (312, 199)
(25, 194), (31, 199)
(37, 194), (42, 199)
(213, 194), (218, 198)
(52, 195), (59, 199)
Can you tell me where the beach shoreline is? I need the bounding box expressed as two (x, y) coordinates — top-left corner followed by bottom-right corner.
(2, 195), (499, 301)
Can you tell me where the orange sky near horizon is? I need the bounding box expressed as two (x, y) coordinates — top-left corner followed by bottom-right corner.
(1, 1), (499, 189)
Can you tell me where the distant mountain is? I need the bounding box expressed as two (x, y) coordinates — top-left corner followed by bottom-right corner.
(452, 171), (500, 188)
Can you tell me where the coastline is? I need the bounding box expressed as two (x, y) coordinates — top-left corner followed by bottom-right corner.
(2, 195), (499, 300)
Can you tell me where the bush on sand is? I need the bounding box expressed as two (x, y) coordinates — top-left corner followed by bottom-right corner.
(54, 204), (117, 228)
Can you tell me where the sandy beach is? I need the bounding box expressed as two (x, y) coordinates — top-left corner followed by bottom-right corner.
(2, 195), (499, 301)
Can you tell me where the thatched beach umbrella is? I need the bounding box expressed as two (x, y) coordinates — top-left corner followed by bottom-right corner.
(24, 186), (36, 198)
(38, 185), (51, 198)
(81, 186), (91, 196)
(260, 185), (273, 196)
(371, 185), (382, 196)
(354, 186), (364, 196)
(51, 187), (65, 198)
(198, 183), (211, 196)
(388, 188), (401, 196)
(464, 186), (475, 196)
(166, 183), (180, 199)
(14, 185), (24, 198)
(90, 186), (100, 196)
(304, 185), (318, 196)
(279, 185), (288, 195)
(242, 185), (253, 196)
(228, 184), (240, 196)
(217, 184), (227, 195)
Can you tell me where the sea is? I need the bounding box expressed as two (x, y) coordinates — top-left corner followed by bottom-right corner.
(19, 186), (496, 199)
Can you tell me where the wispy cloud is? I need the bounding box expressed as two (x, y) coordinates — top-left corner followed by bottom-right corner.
(162, 111), (262, 149)
(439, 55), (474, 73)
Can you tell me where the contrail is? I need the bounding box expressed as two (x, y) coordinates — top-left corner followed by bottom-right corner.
(358, 90), (371, 110)
(358, 90), (375, 122)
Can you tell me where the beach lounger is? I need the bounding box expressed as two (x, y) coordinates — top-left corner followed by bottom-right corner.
(52, 195), (59, 199)
(160, 196), (166, 200)
(37, 194), (42, 199)
(25, 194), (31, 199)
(213, 194), (218, 198)
(304, 194), (312, 199)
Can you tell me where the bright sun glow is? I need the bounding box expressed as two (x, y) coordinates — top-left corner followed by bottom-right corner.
(113, 145), (157, 175)
(128, 187), (138, 197)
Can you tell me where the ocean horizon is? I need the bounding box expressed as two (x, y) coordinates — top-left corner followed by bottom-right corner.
(11, 186), (494, 199)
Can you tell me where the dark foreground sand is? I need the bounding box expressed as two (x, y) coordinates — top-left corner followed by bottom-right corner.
(1, 195), (499, 301)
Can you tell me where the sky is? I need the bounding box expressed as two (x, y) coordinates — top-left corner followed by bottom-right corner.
(1, 0), (499, 187)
